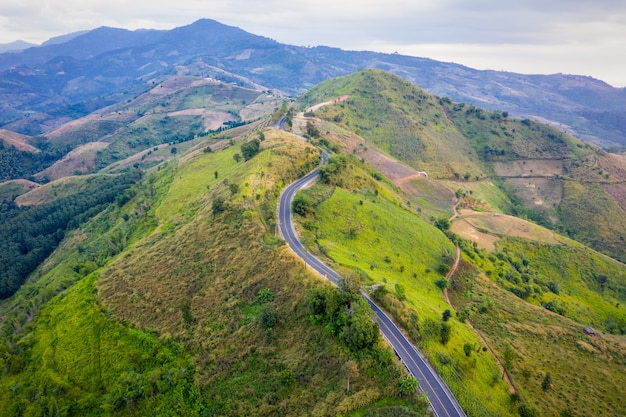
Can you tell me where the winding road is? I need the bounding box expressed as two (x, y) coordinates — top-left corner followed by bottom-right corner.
(277, 149), (466, 417)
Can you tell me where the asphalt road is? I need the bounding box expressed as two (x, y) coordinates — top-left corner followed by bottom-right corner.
(277, 151), (466, 417)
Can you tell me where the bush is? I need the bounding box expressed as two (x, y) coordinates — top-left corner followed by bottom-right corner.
(440, 322), (451, 345)
(293, 193), (313, 216)
(259, 303), (279, 329)
(241, 139), (261, 160)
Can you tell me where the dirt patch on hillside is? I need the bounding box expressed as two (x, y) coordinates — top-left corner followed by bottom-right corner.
(165, 109), (235, 131)
(0, 129), (39, 153)
(148, 76), (197, 96)
(452, 209), (564, 250)
(603, 183), (626, 211)
(44, 112), (132, 141)
(306, 95), (349, 113)
(505, 177), (562, 221)
(451, 219), (500, 251)
(493, 159), (563, 177)
(35, 142), (109, 181)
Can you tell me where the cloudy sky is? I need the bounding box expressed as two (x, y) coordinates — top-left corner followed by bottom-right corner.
(1, 0), (625, 87)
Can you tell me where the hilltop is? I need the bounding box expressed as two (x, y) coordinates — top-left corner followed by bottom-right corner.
(299, 69), (626, 262)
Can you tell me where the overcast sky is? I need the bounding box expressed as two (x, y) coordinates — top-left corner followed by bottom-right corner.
(1, 0), (625, 87)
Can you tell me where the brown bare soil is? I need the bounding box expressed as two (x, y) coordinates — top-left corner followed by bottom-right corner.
(492, 159), (563, 177)
(167, 109), (235, 130)
(451, 219), (501, 251)
(505, 177), (563, 212)
(603, 183), (626, 211)
(450, 209), (569, 251)
(0, 129), (39, 153)
(34, 142), (109, 181)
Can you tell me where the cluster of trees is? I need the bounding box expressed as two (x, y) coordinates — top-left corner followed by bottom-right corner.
(241, 138), (261, 161)
(318, 154), (347, 185)
(0, 172), (141, 299)
(306, 277), (379, 352)
(0, 142), (68, 181)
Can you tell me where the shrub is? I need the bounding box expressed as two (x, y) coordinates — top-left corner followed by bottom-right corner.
(259, 303), (279, 329)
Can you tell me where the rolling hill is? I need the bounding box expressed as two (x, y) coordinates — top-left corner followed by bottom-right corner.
(0, 18), (624, 147)
(288, 71), (626, 417)
(300, 69), (626, 262)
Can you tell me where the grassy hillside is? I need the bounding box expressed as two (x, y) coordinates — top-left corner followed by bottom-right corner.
(299, 69), (626, 262)
(294, 152), (626, 417)
(299, 70), (485, 178)
(449, 256), (626, 417)
(0, 128), (429, 416)
(295, 155), (516, 417)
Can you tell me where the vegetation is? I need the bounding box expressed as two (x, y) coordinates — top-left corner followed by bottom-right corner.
(0, 129), (429, 416)
(0, 172), (140, 299)
(294, 156), (515, 416)
(300, 69), (626, 263)
(0, 141), (69, 181)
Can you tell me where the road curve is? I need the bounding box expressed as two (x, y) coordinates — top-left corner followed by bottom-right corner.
(277, 151), (466, 417)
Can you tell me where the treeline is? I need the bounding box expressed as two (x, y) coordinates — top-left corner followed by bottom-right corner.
(0, 171), (141, 299)
(0, 142), (68, 181)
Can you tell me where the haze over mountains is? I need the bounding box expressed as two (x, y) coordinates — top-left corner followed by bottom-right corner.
(1, 18), (625, 148)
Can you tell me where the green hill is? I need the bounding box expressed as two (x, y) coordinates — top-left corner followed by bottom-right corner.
(0, 128), (428, 416)
(292, 137), (626, 417)
(299, 69), (626, 262)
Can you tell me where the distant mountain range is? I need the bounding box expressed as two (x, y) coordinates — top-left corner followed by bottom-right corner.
(1, 18), (625, 147)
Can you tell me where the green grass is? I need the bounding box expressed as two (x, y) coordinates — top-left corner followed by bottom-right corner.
(449, 258), (626, 417)
(297, 174), (515, 416)
(0, 274), (201, 416)
(488, 238), (626, 333)
(558, 181), (626, 262)
(300, 69), (486, 178)
(0, 129), (431, 416)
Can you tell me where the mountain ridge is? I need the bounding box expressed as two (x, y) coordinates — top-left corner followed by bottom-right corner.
(1, 18), (624, 147)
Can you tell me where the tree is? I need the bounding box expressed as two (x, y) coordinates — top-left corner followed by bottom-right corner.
(399, 376), (418, 397)
(435, 278), (449, 290)
(259, 303), (279, 329)
(343, 360), (359, 392)
(233, 153), (241, 162)
(241, 139), (261, 160)
(442, 309), (452, 322)
(305, 121), (320, 138)
(212, 197), (226, 215)
(440, 322), (451, 345)
(541, 372), (552, 391)
(292, 193), (313, 216)
(518, 402), (540, 417)
(434, 217), (450, 231)
(170, 147), (177, 155)
(257, 130), (265, 141)
(371, 284), (388, 301)
(463, 343), (473, 357)
(394, 283), (406, 301)
(342, 303), (379, 351)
